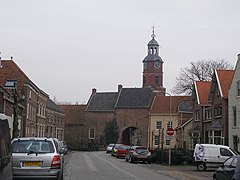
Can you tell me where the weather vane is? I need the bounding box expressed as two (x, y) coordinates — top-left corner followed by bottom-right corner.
(151, 24), (156, 39)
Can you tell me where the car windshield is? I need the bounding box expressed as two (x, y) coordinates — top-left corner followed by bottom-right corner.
(12, 139), (54, 153)
(230, 148), (240, 155)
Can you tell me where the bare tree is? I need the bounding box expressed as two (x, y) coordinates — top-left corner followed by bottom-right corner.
(172, 59), (234, 95)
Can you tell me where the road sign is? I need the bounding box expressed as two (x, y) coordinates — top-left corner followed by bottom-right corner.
(166, 128), (174, 136)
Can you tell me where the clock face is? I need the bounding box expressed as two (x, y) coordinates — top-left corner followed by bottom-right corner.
(154, 61), (160, 68)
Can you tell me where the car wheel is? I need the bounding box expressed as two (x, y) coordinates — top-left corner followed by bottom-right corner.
(130, 156), (134, 163)
(58, 172), (63, 180)
(197, 162), (206, 171)
(148, 160), (151, 164)
(116, 155), (119, 158)
(213, 174), (217, 180)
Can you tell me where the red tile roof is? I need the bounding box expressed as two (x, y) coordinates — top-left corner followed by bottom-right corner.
(216, 70), (234, 98)
(195, 81), (211, 105)
(150, 96), (191, 114)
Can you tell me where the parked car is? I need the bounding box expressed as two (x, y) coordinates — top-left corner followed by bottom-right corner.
(125, 146), (151, 164)
(11, 137), (64, 180)
(115, 145), (131, 158)
(213, 155), (240, 180)
(0, 114), (12, 180)
(111, 144), (123, 156)
(194, 144), (239, 171)
(106, 143), (114, 153)
(60, 141), (68, 154)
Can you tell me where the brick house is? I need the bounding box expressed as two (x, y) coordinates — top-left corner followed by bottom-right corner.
(60, 85), (153, 150)
(115, 87), (153, 147)
(0, 58), (63, 138)
(207, 70), (234, 146)
(191, 81), (211, 148)
(175, 100), (193, 150)
(229, 54), (240, 151)
(191, 70), (234, 148)
(46, 98), (65, 140)
(85, 88), (118, 150)
(59, 104), (87, 150)
(0, 87), (24, 138)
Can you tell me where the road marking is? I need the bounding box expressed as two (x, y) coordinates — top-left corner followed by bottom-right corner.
(84, 153), (98, 172)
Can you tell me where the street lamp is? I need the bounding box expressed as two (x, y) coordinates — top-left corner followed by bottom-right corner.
(163, 92), (172, 166)
(165, 92), (172, 166)
(4, 80), (19, 138)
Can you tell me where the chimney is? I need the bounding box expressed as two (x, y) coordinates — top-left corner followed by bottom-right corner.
(92, 88), (97, 95)
(11, 56), (13, 60)
(238, 54), (240, 61)
(118, 84), (123, 92)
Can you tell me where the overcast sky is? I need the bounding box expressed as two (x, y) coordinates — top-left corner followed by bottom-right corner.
(0, 0), (239, 104)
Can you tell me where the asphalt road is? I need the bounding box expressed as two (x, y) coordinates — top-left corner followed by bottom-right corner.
(63, 151), (176, 180)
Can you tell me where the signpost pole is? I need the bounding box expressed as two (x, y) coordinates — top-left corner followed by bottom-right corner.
(169, 143), (171, 166)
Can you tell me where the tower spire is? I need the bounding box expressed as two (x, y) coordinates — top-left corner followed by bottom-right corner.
(151, 25), (156, 39)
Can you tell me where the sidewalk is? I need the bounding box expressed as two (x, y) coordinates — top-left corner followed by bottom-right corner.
(148, 164), (215, 180)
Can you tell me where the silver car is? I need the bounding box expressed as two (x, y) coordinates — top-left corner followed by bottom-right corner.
(11, 137), (64, 180)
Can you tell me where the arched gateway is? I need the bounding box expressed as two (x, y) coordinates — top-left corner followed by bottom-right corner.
(121, 127), (143, 146)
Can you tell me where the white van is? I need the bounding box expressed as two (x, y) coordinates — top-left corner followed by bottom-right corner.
(193, 143), (239, 171)
(0, 114), (12, 180)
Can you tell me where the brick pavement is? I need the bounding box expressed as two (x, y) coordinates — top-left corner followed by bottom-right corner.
(148, 164), (215, 180)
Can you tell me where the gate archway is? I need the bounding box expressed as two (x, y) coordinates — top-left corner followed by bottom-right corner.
(121, 127), (142, 146)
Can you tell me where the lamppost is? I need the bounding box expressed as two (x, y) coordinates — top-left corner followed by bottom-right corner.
(165, 92), (172, 166)
(4, 80), (19, 138)
(153, 91), (172, 165)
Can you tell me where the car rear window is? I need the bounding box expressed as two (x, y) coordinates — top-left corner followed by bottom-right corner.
(136, 147), (148, 154)
(12, 140), (54, 153)
(120, 146), (131, 150)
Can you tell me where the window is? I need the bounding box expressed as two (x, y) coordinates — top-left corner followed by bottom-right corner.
(166, 139), (170, 145)
(224, 157), (234, 167)
(195, 111), (200, 121)
(233, 106), (237, 126)
(233, 136), (238, 151)
(154, 135), (160, 145)
(214, 106), (222, 117)
(89, 128), (95, 139)
(29, 90), (32, 99)
(155, 76), (159, 85)
(231, 158), (238, 168)
(156, 121), (162, 129)
(144, 62), (147, 69)
(237, 81), (240, 96)
(220, 148), (233, 156)
(167, 121), (173, 128)
(205, 109), (212, 120)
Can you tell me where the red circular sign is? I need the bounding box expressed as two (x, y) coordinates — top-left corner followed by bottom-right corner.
(166, 128), (174, 136)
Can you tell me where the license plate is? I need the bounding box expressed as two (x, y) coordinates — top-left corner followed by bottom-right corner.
(23, 161), (41, 167)
(139, 156), (147, 159)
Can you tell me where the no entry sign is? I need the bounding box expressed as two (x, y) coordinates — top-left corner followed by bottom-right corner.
(166, 128), (174, 136)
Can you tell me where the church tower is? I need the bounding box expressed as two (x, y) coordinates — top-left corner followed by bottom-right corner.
(142, 27), (166, 93)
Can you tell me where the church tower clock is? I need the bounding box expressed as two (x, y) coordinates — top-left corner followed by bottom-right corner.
(142, 27), (166, 93)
